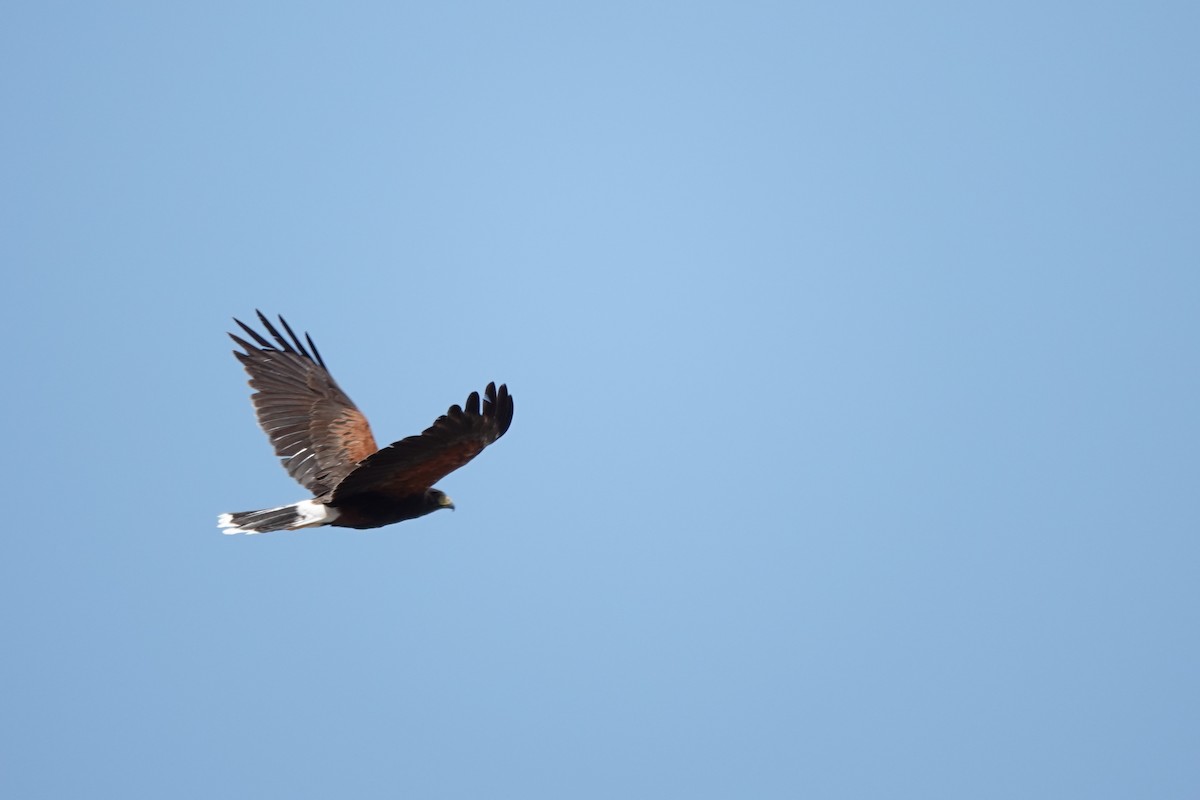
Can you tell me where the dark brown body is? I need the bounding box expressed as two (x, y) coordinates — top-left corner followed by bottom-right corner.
(329, 492), (445, 529)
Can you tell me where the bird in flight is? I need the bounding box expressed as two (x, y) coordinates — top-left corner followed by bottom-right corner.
(218, 312), (513, 535)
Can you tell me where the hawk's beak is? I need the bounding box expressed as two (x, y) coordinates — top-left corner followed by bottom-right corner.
(440, 495), (456, 511)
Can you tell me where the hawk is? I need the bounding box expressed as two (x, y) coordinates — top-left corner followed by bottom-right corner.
(218, 312), (513, 535)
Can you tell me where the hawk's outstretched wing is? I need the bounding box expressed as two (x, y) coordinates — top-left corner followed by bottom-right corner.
(331, 382), (513, 502)
(229, 311), (379, 496)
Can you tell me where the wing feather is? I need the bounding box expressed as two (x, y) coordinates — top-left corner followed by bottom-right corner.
(229, 311), (379, 495)
(331, 382), (514, 502)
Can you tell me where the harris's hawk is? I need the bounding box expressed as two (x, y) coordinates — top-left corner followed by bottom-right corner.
(218, 312), (513, 535)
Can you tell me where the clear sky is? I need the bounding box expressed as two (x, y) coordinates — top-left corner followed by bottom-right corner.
(2, 1), (1197, 798)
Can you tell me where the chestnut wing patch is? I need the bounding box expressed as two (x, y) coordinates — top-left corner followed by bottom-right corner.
(332, 382), (513, 502)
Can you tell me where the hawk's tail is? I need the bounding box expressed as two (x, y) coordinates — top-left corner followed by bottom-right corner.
(217, 499), (339, 535)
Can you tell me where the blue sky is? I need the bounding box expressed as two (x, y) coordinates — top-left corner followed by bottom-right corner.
(2, 1), (1197, 797)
